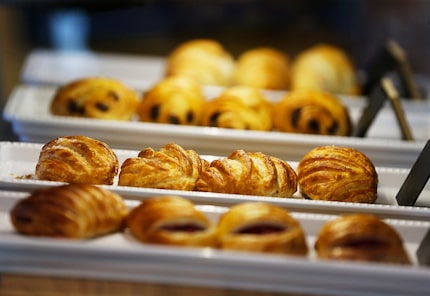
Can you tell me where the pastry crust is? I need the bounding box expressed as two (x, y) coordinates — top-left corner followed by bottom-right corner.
(297, 146), (378, 203)
(273, 89), (351, 136)
(216, 202), (308, 255)
(118, 143), (208, 190)
(10, 184), (128, 239)
(126, 195), (216, 247)
(50, 77), (139, 120)
(195, 150), (297, 197)
(35, 135), (119, 185)
(315, 214), (410, 264)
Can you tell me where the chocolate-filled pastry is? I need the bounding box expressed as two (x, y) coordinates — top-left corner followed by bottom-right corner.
(165, 39), (235, 86)
(118, 143), (208, 190)
(200, 86), (273, 131)
(10, 184), (128, 239)
(195, 150), (297, 197)
(35, 135), (119, 185)
(315, 214), (410, 264)
(232, 47), (290, 90)
(137, 75), (205, 125)
(50, 77), (139, 120)
(273, 89), (351, 136)
(297, 146), (378, 203)
(216, 202), (308, 255)
(291, 43), (360, 95)
(126, 195), (216, 247)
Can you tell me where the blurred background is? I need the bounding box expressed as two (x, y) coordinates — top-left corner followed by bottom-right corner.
(1, 0), (430, 139)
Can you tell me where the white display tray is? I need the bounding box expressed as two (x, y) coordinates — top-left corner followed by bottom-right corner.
(1, 141), (430, 220)
(3, 84), (430, 168)
(1, 190), (430, 296)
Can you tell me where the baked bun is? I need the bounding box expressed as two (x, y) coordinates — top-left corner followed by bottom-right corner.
(200, 86), (273, 131)
(315, 214), (410, 264)
(126, 195), (216, 247)
(195, 149), (297, 197)
(291, 44), (360, 95)
(10, 184), (128, 239)
(232, 47), (290, 90)
(297, 146), (378, 203)
(165, 39), (235, 86)
(35, 135), (119, 185)
(50, 77), (139, 120)
(216, 202), (308, 255)
(118, 143), (208, 190)
(137, 75), (205, 125)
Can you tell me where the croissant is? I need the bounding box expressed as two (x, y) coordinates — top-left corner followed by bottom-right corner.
(35, 135), (119, 185)
(297, 146), (378, 203)
(216, 202), (308, 255)
(118, 143), (208, 190)
(10, 184), (128, 239)
(195, 150), (297, 197)
(126, 195), (216, 247)
(50, 77), (139, 120)
(272, 89), (351, 136)
(315, 214), (410, 264)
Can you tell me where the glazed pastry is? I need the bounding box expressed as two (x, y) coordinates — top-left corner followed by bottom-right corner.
(35, 135), (119, 185)
(126, 195), (216, 247)
(118, 143), (208, 190)
(10, 184), (128, 239)
(297, 146), (378, 203)
(200, 86), (273, 131)
(50, 77), (139, 120)
(195, 149), (297, 197)
(165, 39), (235, 86)
(315, 214), (410, 264)
(291, 43), (360, 95)
(232, 47), (290, 90)
(137, 75), (205, 125)
(273, 89), (351, 136)
(216, 202), (308, 255)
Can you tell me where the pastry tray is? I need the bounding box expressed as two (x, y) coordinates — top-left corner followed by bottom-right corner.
(1, 141), (430, 221)
(3, 84), (430, 169)
(1, 190), (430, 296)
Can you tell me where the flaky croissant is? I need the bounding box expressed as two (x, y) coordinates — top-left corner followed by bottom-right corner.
(195, 150), (297, 197)
(10, 184), (128, 239)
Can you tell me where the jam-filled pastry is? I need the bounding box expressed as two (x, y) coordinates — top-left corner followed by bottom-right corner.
(118, 143), (208, 190)
(315, 214), (410, 264)
(200, 86), (273, 131)
(10, 184), (128, 239)
(272, 89), (351, 136)
(195, 149), (297, 197)
(126, 195), (216, 247)
(291, 43), (360, 95)
(297, 146), (378, 203)
(50, 77), (139, 120)
(35, 135), (119, 185)
(216, 202), (308, 255)
(165, 39), (235, 86)
(232, 47), (290, 90)
(137, 75), (205, 125)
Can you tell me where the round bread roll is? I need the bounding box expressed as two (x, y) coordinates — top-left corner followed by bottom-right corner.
(297, 146), (378, 203)
(50, 77), (139, 120)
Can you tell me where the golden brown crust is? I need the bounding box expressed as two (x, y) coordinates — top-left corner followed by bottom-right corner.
(50, 77), (139, 120)
(216, 202), (308, 255)
(273, 89), (351, 136)
(315, 214), (410, 264)
(118, 143), (208, 190)
(126, 195), (216, 247)
(10, 184), (128, 239)
(195, 150), (297, 197)
(35, 136), (119, 185)
(297, 146), (378, 203)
